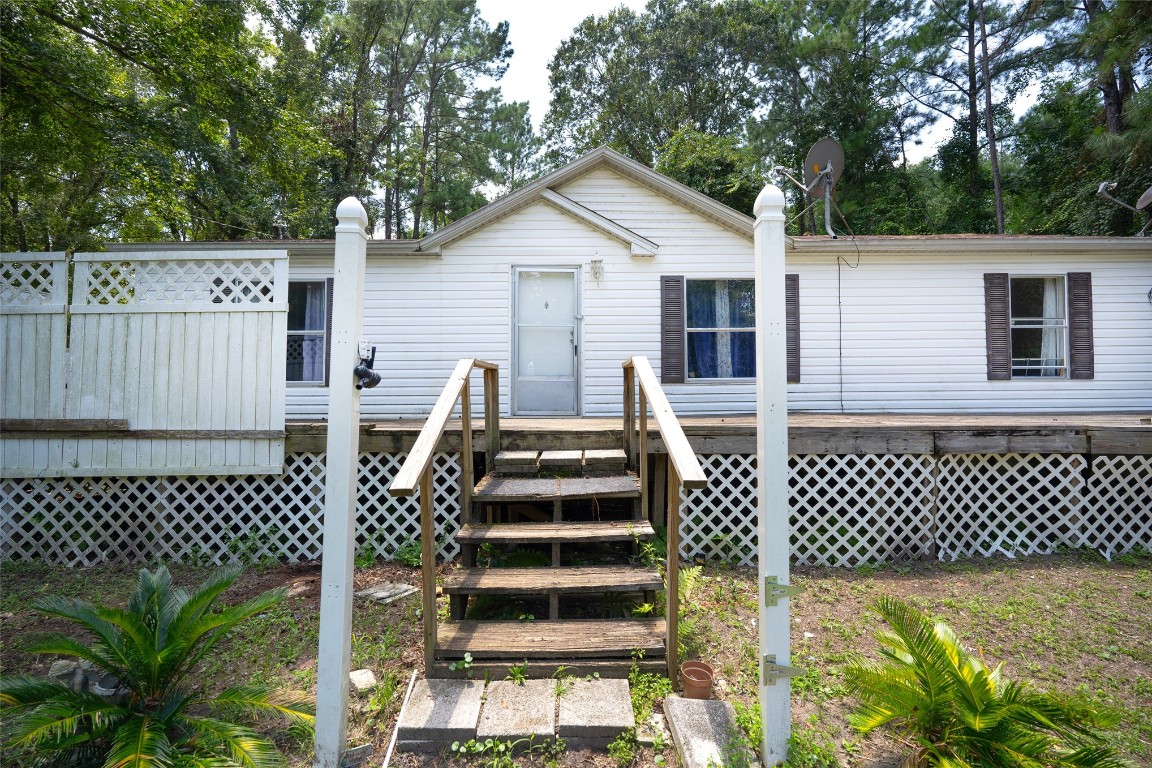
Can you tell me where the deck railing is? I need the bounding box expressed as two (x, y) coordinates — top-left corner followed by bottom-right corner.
(622, 356), (707, 679)
(389, 358), (499, 669)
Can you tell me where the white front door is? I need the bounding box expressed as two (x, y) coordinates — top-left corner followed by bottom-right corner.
(513, 268), (579, 415)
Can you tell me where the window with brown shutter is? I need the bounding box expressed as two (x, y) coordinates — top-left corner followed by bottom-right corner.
(985, 271), (1093, 380)
(660, 274), (800, 383)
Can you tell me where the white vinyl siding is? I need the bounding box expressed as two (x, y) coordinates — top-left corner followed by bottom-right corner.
(283, 167), (1152, 418)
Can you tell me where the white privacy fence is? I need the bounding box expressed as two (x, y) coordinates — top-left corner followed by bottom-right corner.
(1, 251), (288, 477)
(2, 451), (1148, 566)
(0, 255), (69, 421)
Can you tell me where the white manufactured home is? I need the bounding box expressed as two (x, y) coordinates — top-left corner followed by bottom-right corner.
(102, 146), (1152, 421)
(2, 147), (1150, 568)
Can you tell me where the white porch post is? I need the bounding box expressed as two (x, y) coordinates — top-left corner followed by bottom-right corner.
(314, 197), (369, 768)
(754, 183), (791, 764)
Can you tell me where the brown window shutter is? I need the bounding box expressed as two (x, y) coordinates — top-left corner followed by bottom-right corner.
(660, 275), (686, 384)
(1068, 272), (1094, 379)
(323, 277), (335, 387)
(785, 273), (800, 383)
(984, 273), (1010, 380)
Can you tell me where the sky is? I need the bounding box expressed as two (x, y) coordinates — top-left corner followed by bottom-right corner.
(473, 0), (647, 129)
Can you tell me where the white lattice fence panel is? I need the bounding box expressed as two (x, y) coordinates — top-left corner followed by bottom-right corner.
(356, 452), (462, 562)
(935, 453), (1087, 560)
(679, 453), (936, 567)
(1, 258), (65, 306)
(0, 452), (461, 565)
(1, 255), (68, 423)
(77, 258), (278, 306)
(1080, 455), (1152, 558)
(681, 455), (758, 565)
(789, 454), (936, 566)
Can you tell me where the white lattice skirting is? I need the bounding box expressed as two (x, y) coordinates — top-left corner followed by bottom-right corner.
(2, 452), (1149, 567)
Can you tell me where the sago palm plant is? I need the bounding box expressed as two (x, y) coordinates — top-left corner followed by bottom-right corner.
(0, 565), (314, 768)
(845, 596), (1129, 768)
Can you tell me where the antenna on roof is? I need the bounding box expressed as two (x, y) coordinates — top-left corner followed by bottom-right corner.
(772, 137), (845, 238)
(1095, 182), (1152, 237)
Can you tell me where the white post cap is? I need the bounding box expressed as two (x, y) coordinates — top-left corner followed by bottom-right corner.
(753, 184), (786, 218)
(335, 196), (369, 230)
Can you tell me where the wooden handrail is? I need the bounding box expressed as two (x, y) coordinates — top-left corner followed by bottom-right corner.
(388, 358), (498, 671)
(622, 357), (706, 489)
(390, 358), (498, 495)
(622, 355), (707, 685)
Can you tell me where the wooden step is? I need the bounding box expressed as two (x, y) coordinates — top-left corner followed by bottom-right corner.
(428, 658), (666, 679)
(584, 449), (627, 472)
(436, 618), (666, 659)
(441, 565), (661, 595)
(457, 520), (655, 545)
(493, 450), (539, 475)
(474, 473), (640, 502)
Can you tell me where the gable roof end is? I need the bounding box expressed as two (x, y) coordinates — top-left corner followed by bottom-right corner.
(417, 146), (754, 251)
(540, 189), (658, 255)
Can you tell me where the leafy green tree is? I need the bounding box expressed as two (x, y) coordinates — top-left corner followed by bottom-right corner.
(655, 127), (760, 213)
(846, 596), (1129, 768)
(0, 565), (313, 768)
(543, 0), (770, 167)
(486, 100), (544, 195)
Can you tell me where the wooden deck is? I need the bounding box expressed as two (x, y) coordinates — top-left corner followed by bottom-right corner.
(285, 412), (1152, 454)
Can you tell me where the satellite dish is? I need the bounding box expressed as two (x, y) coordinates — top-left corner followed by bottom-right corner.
(803, 138), (844, 199)
(1137, 185), (1152, 211)
(1096, 181), (1152, 237)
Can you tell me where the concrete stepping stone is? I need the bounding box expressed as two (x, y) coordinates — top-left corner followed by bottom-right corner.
(476, 679), (555, 743)
(664, 694), (750, 768)
(397, 679), (484, 753)
(557, 677), (634, 748)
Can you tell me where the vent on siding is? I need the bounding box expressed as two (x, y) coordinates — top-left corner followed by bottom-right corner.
(984, 273), (1010, 380)
(1068, 272), (1094, 379)
(785, 273), (800, 383)
(660, 275), (686, 384)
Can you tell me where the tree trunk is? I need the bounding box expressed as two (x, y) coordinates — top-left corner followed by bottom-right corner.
(1083, 0), (1126, 135)
(978, 0), (1004, 233)
(966, 0), (981, 214)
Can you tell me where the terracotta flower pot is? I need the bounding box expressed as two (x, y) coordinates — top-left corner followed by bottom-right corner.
(680, 660), (714, 699)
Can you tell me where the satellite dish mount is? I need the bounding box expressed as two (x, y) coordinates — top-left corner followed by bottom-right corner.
(773, 137), (845, 238)
(1096, 182), (1152, 237)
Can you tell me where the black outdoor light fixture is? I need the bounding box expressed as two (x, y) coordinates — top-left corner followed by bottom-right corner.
(353, 345), (381, 390)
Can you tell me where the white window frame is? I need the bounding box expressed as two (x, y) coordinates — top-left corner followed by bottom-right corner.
(286, 280), (328, 386)
(1009, 274), (1068, 378)
(685, 278), (756, 381)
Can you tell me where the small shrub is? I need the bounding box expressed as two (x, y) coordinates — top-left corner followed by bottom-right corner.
(390, 537), (423, 567)
(845, 596), (1130, 768)
(0, 565), (313, 768)
(607, 727), (638, 767)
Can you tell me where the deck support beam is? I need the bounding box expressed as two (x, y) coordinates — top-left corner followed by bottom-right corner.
(754, 183), (791, 765)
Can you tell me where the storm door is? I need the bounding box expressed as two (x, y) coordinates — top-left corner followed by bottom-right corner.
(512, 268), (579, 415)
